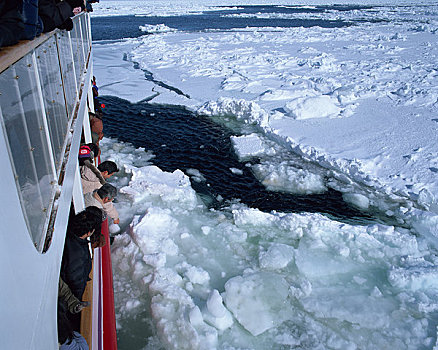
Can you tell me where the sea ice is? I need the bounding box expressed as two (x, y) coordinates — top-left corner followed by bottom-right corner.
(92, 1), (438, 348)
(202, 290), (234, 331)
(251, 161), (327, 194)
(343, 193), (370, 210)
(231, 133), (268, 160)
(223, 272), (290, 336)
(284, 95), (342, 120)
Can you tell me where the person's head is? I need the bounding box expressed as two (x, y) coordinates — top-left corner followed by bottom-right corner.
(98, 161), (119, 179)
(68, 206), (103, 239)
(86, 205), (103, 233)
(78, 143), (100, 166)
(96, 183), (117, 204)
(86, 142), (100, 158)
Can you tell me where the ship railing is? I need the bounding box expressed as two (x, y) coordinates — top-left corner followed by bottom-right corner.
(0, 11), (117, 350)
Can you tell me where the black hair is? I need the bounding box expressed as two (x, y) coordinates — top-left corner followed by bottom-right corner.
(67, 206), (103, 237)
(96, 183), (117, 200)
(86, 206), (104, 232)
(78, 157), (88, 166)
(85, 143), (99, 158)
(98, 161), (119, 175)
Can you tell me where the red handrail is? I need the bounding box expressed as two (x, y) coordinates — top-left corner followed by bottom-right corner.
(101, 219), (117, 349)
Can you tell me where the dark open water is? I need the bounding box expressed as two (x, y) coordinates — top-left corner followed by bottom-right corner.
(91, 4), (377, 40)
(100, 96), (378, 225)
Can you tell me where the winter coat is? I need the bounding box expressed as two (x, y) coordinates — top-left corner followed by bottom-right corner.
(80, 165), (104, 194)
(60, 233), (92, 300)
(21, 0), (43, 39)
(0, 0), (24, 48)
(84, 191), (119, 222)
(89, 114), (103, 141)
(38, 0), (73, 33)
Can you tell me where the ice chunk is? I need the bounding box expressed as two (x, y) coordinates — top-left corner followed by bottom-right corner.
(231, 133), (267, 160)
(185, 266), (210, 285)
(198, 97), (270, 127)
(201, 226), (211, 235)
(230, 167), (243, 175)
(203, 290), (234, 331)
(109, 223), (121, 234)
(207, 290), (227, 318)
(223, 272), (289, 336)
(259, 243), (295, 270)
(285, 95), (342, 120)
(189, 306), (204, 326)
(139, 24), (177, 34)
(343, 193), (370, 210)
(251, 162), (327, 194)
(388, 266), (438, 291)
(300, 286), (394, 329)
(120, 165), (199, 210)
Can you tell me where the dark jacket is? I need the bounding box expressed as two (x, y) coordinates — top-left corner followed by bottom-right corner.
(21, 0), (43, 39)
(38, 0), (73, 33)
(60, 233), (92, 300)
(0, 0), (25, 48)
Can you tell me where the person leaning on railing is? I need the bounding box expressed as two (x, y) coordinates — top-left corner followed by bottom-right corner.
(39, 0), (85, 32)
(0, 0), (25, 48)
(60, 206), (103, 300)
(0, 0), (86, 49)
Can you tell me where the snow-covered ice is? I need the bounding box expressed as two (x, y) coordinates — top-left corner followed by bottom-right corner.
(92, 1), (438, 349)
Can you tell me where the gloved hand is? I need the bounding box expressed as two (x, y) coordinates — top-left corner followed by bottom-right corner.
(58, 18), (73, 31)
(73, 301), (90, 314)
(65, 0), (85, 9)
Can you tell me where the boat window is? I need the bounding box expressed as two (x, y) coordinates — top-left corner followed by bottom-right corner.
(71, 21), (85, 90)
(56, 30), (78, 118)
(35, 39), (69, 172)
(0, 55), (57, 251)
(0, 13), (91, 252)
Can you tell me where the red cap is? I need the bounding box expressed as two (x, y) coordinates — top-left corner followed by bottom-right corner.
(79, 145), (91, 158)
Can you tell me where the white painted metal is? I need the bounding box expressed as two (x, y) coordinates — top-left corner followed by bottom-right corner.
(0, 13), (95, 349)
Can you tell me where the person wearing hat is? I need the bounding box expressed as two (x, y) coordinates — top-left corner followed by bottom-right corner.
(78, 144), (105, 186)
(84, 183), (120, 225)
